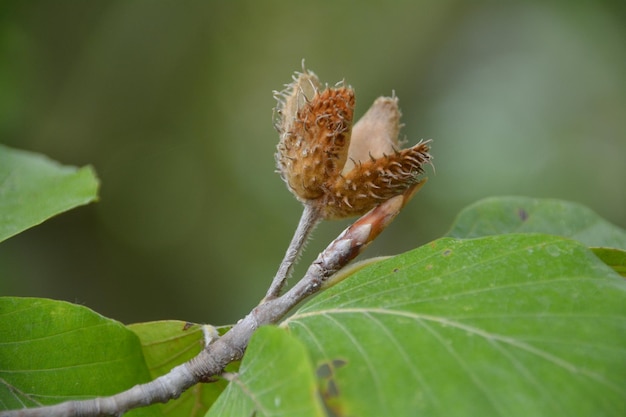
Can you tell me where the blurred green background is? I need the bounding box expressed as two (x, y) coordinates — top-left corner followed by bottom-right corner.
(1, 1), (624, 325)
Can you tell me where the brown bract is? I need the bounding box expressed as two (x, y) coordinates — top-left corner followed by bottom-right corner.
(274, 67), (431, 220)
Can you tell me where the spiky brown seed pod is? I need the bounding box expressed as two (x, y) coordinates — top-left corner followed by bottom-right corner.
(275, 67), (431, 220)
(275, 70), (354, 201)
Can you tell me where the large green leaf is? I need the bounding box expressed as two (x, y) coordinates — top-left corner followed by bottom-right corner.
(281, 234), (626, 416)
(0, 297), (156, 416)
(447, 196), (626, 249)
(0, 145), (99, 243)
(128, 321), (233, 417)
(206, 326), (325, 417)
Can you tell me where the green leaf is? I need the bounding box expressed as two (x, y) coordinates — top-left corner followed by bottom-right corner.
(128, 321), (233, 417)
(447, 196), (626, 249)
(0, 145), (99, 243)
(0, 297), (156, 416)
(283, 234), (626, 417)
(206, 326), (325, 417)
(591, 247), (626, 278)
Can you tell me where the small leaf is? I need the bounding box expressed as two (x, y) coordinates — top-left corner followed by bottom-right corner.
(283, 234), (626, 416)
(206, 326), (325, 417)
(0, 145), (99, 243)
(0, 297), (155, 416)
(591, 247), (626, 278)
(128, 321), (233, 417)
(447, 196), (626, 249)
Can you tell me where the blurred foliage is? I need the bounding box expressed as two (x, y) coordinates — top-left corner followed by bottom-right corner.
(0, 0), (624, 325)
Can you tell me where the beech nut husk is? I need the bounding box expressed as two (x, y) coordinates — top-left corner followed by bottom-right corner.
(274, 66), (431, 220)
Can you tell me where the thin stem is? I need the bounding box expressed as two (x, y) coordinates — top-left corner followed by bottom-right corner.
(264, 204), (321, 301)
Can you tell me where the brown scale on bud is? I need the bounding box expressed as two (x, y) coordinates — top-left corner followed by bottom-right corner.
(275, 65), (432, 220)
